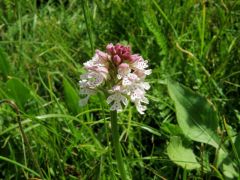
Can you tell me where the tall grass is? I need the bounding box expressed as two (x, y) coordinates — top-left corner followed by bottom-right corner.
(0, 0), (240, 179)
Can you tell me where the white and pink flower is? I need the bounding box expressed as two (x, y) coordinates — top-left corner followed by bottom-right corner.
(79, 43), (151, 114)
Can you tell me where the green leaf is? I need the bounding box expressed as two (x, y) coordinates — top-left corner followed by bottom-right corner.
(234, 134), (240, 159)
(63, 78), (80, 115)
(222, 162), (239, 179)
(143, 12), (168, 56)
(0, 47), (11, 80)
(216, 132), (240, 179)
(167, 80), (221, 148)
(0, 156), (40, 177)
(167, 136), (200, 170)
(161, 122), (184, 136)
(6, 77), (31, 110)
(218, 149), (239, 179)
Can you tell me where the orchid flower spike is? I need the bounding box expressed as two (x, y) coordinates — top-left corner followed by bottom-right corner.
(79, 43), (151, 114)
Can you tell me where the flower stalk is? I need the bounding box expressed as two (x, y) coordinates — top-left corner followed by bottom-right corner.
(110, 110), (128, 180)
(79, 43), (151, 179)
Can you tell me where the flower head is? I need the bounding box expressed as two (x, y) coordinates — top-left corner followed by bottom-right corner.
(79, 43), (151, 114)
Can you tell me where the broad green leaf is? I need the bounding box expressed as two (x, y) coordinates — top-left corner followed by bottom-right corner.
(167, 80), (221, 148)
(63, 78), (80, 115)
(0, 47), (11, 80)
(167, 136), (200, 170)
(216, 132), (240, 179)
(222, 162), (239, 179)
(218, 149), (239, 179)
(6, 77), (31, 110)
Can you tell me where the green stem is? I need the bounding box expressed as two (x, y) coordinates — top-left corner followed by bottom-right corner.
(110, 110), (128, 180)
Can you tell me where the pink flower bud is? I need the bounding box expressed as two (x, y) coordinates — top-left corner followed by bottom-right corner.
(122, 52), (131, 60)
(106, 43), (115, 55)
(96, 50), (109, 61)
(117, 63), (131, 79)
(113, 55), (121, 65)
(119, 63), (129, 69)
(134, 70), (145, 78)
(130, 54), (141, 62)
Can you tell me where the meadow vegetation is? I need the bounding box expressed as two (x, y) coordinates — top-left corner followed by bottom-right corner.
(0, 0), (240, 179)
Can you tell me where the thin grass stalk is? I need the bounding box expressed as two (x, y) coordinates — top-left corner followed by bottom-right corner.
(0, 99), (44, 179)
(81, 0), (94, 54)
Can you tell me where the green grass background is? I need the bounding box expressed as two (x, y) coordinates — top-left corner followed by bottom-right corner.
(0, 0), (239, 179)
